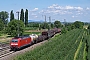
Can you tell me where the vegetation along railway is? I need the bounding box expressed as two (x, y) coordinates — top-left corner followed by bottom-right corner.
(0, 28), (61, 58)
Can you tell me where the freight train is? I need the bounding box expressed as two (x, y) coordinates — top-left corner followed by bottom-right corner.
(10, 28), (61, 51)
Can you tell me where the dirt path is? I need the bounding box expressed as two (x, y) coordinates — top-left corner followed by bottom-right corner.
(0, 40), (48, 60)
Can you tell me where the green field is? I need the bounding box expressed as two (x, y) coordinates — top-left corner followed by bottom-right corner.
(24, 31), (41, 35)
(14, 29), (89, 60)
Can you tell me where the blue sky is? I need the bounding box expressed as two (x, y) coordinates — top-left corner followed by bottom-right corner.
(0, 0), (90, 22)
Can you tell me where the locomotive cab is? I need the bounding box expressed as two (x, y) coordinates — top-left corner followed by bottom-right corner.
(10, 35), (32, 51)
(10, 39), (19, 51)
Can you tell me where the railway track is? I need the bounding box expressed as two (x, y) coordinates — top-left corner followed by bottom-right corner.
(0, 43), (13, 58)
(0, 46), (10, 51)
(0, 46), (14, 58)
(0, 51), (14, 58)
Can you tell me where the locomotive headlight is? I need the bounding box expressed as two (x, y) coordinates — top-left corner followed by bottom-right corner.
(14, 44), (18, 45)
(11, 43), (18, 45)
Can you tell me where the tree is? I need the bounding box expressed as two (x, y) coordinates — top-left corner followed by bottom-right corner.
(0, 11), (9, 25)
(54, 20), (61, 28)
(7, 19), (24, 37)
(20, 9), (24, 22)
(25, 9), (28, 26)
(10, 10), (14, 21)
(0, 19), (4, 31)
(73, 21), (84, 29)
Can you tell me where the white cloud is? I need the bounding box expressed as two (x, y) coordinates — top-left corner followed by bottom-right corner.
(65, 6), (74, 9)
(48, 4), (63, 9)
(48, 5), (54, 9)
(72, 16), (75, 18)
(77, 13), (83, 15)
(48, 4), (59, 9)
(40, 4), (84, 15)
(72, 16), (78, 18)
(74, 7), (83, 10)
(31, 13), (36, 16)
(34, 8), (38, 11)
(86, 7), (90, 10)
(35, 16), (38, 18)
(30, 8), (38, 12)
(48, 4), (83, 10)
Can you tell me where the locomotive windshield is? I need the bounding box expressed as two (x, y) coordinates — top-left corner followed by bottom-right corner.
(11, 40), (18, 42)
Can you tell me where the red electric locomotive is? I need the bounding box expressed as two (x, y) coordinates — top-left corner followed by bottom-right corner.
(10, 35), (31, 51)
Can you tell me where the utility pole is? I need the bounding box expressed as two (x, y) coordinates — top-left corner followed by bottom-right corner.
(42, 15), (46, 23)
(16, 11), (20, 20)
(64, 19), (66, 27)
(42, 15), (47, 29)
(48, 16), (51, 30)
(49, 16), (51, 23)
(43, 15), (46, 23)
(16, 11), (20, 37)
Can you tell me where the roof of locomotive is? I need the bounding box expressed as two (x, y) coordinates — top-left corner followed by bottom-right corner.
(13, 35), (30, 39)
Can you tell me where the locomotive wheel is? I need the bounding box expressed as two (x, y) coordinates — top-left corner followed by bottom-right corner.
(13, 48), (16, 52)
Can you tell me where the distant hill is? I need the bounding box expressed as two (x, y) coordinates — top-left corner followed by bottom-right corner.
(28, 20), (44, 23)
